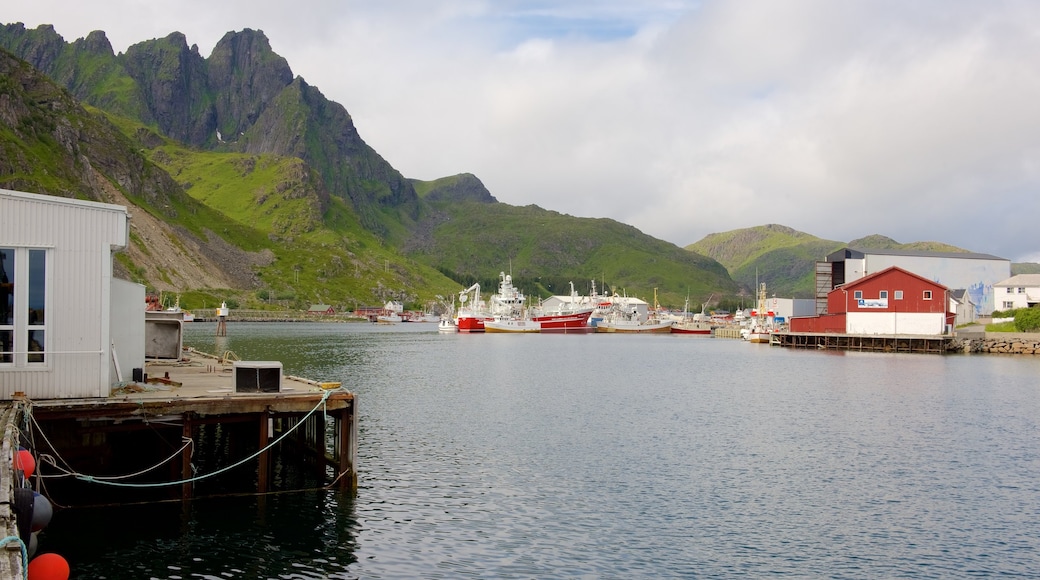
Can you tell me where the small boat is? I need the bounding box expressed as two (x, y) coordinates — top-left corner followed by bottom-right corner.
(671, 295), (712, 335)
(438, 317), (457, 333)
(484, 317), (541, 333)
(377, 300), (404, 323)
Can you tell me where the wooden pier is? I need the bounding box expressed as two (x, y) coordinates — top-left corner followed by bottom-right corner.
(10, 350), (356, 508)
(771, 331), (956, 354)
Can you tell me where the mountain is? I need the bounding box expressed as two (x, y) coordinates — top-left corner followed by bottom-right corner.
(1, 24), (738, 309)
(686, 225), (841, 298)
(686, 225), (981, 298)
(0, 24), (417, 236)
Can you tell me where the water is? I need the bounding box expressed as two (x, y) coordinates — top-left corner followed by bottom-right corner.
(42, 322), (1040, 578)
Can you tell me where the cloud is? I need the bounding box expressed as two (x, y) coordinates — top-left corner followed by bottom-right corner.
(6, 0), (1040, 262)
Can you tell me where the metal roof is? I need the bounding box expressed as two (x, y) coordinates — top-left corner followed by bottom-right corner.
(994, 274), (1040, 287)
(826, 247), (1007, 262)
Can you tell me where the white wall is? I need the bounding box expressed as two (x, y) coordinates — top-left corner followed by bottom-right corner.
(110, 278), (145, 389)
(0, 190), (128, 399)
(846, 312), (946, 335)
(854, 254), (1009, 316)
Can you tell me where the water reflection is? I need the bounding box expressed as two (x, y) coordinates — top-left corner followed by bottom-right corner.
(46, 322), (1040, 578)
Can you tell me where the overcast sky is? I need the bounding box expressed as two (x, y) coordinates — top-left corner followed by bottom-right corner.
(8, 0), (1040, 262)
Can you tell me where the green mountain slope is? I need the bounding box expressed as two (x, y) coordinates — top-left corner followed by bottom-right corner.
(411, 202), (737, 306)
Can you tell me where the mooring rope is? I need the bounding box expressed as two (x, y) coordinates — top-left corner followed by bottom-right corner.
(0, 536), (28, 580)
(26, 388), (339, 489)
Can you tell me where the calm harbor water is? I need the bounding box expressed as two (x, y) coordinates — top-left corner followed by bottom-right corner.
(43, 322), (1040, 578)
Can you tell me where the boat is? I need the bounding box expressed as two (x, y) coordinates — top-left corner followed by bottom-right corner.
(456, 272), (526, 332)
(743, 283), (772, 343)
(671, 295), (713, 335)
(377, 300), (404, 323)
(456, 282), (491, 332)
(483, 317), (541, 333)
(596, 289), (672, 333)
(438, 316), (457, 333)
(528, 282), (595, 332)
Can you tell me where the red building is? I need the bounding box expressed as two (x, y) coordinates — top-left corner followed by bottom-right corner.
(790, 266), (953, 335)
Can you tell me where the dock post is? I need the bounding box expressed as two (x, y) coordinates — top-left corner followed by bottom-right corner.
(337, 400), (357, 491)
(258, 412), (269, 493)
(181, 413), (193, 500)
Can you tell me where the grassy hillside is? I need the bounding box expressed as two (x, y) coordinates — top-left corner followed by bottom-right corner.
(128, 121), (460, 311)
(411, 202), (737, 308)
(687, 226), (980, 299)
(686, 225), (842, 298)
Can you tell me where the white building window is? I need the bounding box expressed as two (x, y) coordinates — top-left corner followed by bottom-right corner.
(1018, 287), (1025, 294)
(1003, 301), (1015, 309)
(0, 248), (48, 367)
(1007, 287), (1014, 293)
(923, 290), (932, 300)
(894, 290), (903, 300)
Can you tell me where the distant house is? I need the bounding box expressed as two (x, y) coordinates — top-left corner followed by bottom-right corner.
(307, 304), (335, 315)
(1, 189), (142, 399)
(949, 289), (977, 327)
(817, 247), (1009, 316)
(992, 275), (1040, 311)
(791, 266), (952, 335)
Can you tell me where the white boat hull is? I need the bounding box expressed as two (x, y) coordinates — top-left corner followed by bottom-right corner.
(484, 319), (541, 333)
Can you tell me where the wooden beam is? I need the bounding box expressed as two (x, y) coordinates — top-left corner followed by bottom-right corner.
(181, 413), (193, 500)
(258, 412), (269, 493)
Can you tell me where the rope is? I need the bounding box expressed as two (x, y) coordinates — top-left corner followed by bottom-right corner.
(74, 389), (338, 488)
(0, 536), (28, 580)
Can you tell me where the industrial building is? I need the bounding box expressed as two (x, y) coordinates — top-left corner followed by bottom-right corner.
(815, 247), (1009, 316)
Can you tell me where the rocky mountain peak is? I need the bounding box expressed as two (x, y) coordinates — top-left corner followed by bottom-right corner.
(209, 28), (294, 140)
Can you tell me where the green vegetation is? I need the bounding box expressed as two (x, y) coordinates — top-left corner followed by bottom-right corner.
(987, 308), (1040, 333)
(415, 202), (736, 307)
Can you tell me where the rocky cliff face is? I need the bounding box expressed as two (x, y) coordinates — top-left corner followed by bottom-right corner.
(207, 29), (293, 142)
(0, 23), (421, 236)
(122, 32), (216, 146)
(0, 49), (262, 290)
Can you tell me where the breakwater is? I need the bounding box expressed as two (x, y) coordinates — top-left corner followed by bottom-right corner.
(956, 333), (1040, 354)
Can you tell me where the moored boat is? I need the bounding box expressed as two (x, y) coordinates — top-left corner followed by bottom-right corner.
(483, 317), (541, 333)
(743, 283), (773, 343)
(529, 282), (594, 332)
(671, 296), (713, 335)
(596, 289), (672, 333)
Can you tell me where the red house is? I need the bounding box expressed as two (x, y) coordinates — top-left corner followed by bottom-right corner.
(790, 266), (953, 335)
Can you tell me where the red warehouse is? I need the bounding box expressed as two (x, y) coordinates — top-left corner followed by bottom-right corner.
(790, 266), (953, 335)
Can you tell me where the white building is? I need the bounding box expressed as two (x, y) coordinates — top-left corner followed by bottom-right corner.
(818, 248), (1010, 316)
(993, 274), (1040, 312)
(949, 289), (977, 327)
(1, 189), (143, 399)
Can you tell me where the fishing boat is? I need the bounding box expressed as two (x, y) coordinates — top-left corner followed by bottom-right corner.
(483, 317), (541, 333)
(596, 289), (672, 333)
(743, 283), (772, 343)
(438, 316), (457, 333)
(671, 295), (713, 335)
(456, 272), (525, 332)
(376, 300), (404, 323)
(528, 282), (594, 332)
(456, 283), (491, 332)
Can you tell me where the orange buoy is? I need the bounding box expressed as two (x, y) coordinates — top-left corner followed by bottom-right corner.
(27, 553), (70, 580)
(14, 449), (35, 478)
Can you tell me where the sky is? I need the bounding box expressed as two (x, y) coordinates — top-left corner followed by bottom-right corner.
(7, 0), (1040, 263)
